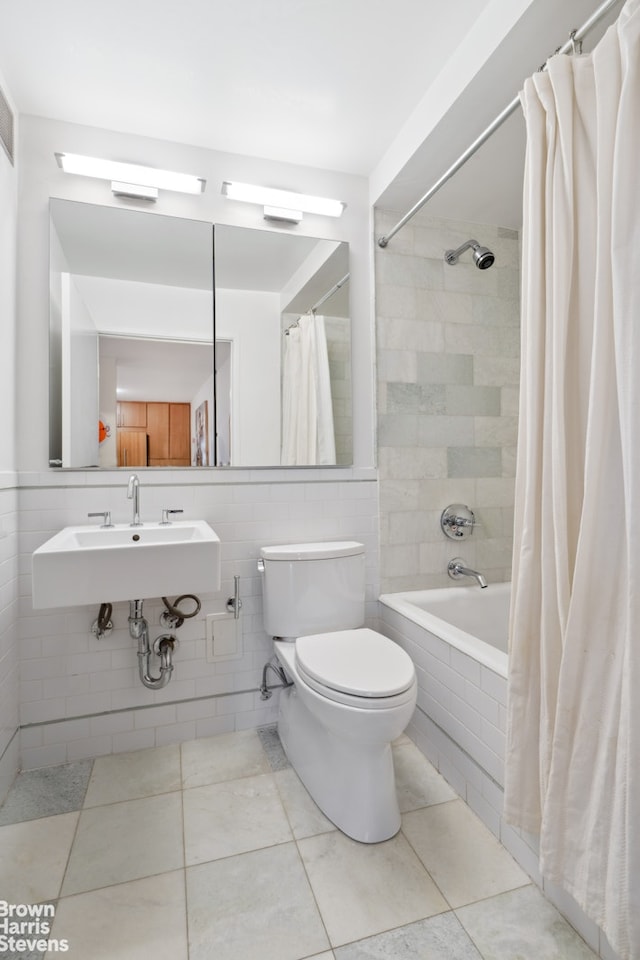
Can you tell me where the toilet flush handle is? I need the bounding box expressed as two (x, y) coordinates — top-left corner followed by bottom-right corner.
(257, 558), (265, 574)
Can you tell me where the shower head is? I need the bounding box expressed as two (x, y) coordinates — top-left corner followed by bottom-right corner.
(444, 239), (495, 270)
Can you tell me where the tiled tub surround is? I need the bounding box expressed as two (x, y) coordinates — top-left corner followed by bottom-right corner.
(378, 591), (621, 960)
(0, 481), (19, 803)
(375, 209), (520, 594)
(17, 470), (378, 770)
(379, 589), (508, 817)
(0, 727), (601, 960)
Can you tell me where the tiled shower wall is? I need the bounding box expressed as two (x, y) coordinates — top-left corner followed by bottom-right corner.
(17, 471), (377, 769)
(375, 209), (520, 593)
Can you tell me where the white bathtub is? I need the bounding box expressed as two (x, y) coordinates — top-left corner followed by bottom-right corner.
(379, 582), (509, 788)
(379, 582), (509, 678)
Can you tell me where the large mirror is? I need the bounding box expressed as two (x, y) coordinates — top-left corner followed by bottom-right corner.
(213, 224), (351, 467)
(49, 200), (351, 469)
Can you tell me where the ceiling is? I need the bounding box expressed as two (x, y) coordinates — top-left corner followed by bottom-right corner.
(0, 0), (624, 230)
(0, 0), (494, 175)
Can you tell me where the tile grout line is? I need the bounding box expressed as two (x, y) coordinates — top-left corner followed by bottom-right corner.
(179, 741), (191, 960)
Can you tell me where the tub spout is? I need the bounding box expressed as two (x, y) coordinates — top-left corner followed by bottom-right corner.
(447, 558), (488, 588)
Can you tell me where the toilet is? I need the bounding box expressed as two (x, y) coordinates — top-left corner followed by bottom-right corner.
(258, 540), (417, 843)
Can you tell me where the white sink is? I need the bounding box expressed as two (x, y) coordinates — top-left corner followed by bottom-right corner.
(32, 520), (221, 609)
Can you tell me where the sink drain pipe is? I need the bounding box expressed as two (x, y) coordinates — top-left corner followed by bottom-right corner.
(129, 600), (175, 690)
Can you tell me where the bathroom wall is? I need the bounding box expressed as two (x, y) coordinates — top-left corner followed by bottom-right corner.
(0, 70), (19, 800)
(17, 114), (375, 471)
(19, 472), (377, 768)
(375, 208), (520, 593)
(14, 114), (379, 768)
(0, 481), (18, 797)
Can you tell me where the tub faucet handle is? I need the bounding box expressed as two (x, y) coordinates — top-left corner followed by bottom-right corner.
(441, 504), (476, 540)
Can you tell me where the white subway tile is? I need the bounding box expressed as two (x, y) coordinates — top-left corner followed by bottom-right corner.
(195, 715), (235, 739)
(450, 648), (482, 685)
(155, 720), (197, 746)
(20, 743), (68, 770)
(480, 665), (508, 705)
(133, 704), (177, 729)
(67, 735), (113, 762)
(112, 728), (156, 754)
(466, 782), (500, 837)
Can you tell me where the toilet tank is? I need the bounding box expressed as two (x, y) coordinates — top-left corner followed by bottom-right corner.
(259, 541), (365, 638)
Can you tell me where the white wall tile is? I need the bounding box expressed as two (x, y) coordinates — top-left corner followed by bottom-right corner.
(17, 475), (378, 766)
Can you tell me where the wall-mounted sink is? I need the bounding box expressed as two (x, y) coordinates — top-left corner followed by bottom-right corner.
(32, 520), (221, 609)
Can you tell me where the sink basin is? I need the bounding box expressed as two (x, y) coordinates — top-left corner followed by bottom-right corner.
(32, 520), (221, 609)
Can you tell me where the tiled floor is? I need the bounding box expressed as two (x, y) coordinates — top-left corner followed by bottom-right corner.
(0, 727), (598, 960)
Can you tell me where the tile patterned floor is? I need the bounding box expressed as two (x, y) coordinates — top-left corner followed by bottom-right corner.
(0, 728), (598, 960)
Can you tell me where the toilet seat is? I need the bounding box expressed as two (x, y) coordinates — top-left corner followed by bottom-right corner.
(293, 628), (416, 710)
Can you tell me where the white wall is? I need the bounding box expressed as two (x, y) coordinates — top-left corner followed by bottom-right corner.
(75, 275), (212, 340)
(0, 69), (19, 800)
(62, 273), (99, 467)
(13, 113), (377, 765)
(215, 288), (280, 466)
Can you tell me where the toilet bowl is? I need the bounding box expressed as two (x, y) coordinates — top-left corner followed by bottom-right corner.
(259, 541), (417, 843)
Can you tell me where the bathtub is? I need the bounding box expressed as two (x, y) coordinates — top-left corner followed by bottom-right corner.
(379, 582), (509, 678)
(379, 582), (509, 788)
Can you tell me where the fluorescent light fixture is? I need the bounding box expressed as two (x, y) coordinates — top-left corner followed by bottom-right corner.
(221, 180), (345, 218)
(55, 153), (206, 195)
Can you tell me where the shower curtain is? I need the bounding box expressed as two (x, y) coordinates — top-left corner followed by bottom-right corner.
(504, 2), (640, 957)
(281, 314), (336, 465)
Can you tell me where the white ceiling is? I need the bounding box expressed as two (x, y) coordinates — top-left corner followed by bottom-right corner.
(0, 0), (623, 230)
(0, 0), (494, 175)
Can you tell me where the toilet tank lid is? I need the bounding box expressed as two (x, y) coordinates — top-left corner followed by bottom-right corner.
(260, 541), (364, 561)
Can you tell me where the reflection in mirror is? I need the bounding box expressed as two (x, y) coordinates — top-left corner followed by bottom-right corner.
(49, 200), (351, 469)
(49, 199), (214, 468)
(214, 225), (351, 466)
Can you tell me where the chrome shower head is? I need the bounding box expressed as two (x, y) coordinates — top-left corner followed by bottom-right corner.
(444, 239), (495, 270)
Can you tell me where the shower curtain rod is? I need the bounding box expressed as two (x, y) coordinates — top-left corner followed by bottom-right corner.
(377, 0), (623, 248)
(284, 272), (351, 334)
(310, 272), (350, 313)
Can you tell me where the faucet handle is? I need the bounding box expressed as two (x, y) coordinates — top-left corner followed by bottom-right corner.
(88, 511), (114, 528)
(160, 509), (184, 525)
(441, 504), (476, 540)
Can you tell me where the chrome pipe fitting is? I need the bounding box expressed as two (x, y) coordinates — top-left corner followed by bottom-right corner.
(129, 599), (176, 689)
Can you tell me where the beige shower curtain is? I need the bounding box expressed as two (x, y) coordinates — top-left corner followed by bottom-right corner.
(504, 3), (640, 957)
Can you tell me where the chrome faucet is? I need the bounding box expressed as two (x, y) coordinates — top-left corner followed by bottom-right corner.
(127, 474), (142, 527)
(447, 557), (487, 589)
